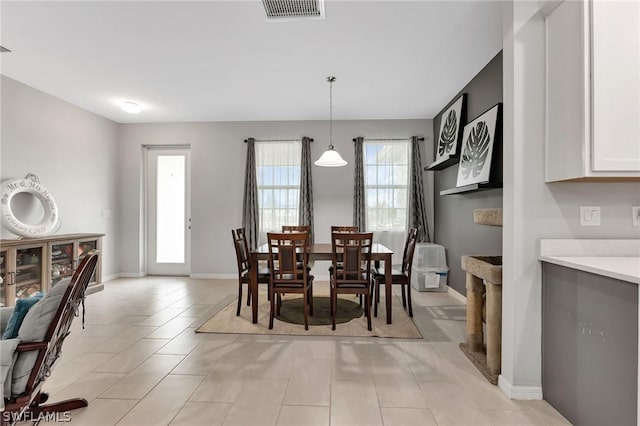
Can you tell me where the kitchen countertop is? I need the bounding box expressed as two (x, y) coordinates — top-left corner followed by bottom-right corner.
(539, 239), (640, 284)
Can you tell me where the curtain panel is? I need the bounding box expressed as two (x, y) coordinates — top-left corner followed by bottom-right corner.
(353, 136), (366, 230)
(298, 136), (314, 242)
(409, 136), (430, 242)
(242, 137), (259, 249)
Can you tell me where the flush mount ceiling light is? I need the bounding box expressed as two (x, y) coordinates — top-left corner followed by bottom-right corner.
(315, 76), (347, 168)
(121, 101), (141, 114)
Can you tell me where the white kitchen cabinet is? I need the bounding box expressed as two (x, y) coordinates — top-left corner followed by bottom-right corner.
(545, 0), (640, 182)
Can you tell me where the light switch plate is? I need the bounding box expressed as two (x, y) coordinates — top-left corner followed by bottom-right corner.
(633, 207), (640, 227)
(580, 206), (601, 226)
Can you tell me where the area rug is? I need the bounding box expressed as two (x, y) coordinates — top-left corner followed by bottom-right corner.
(196, 292), (422, 338)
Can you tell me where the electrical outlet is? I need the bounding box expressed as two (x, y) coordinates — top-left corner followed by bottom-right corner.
(580, 206), (601, 226)
(633, 207), (640, 227)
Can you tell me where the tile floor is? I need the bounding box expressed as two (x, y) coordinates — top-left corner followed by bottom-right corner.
(30, 277), (569, 426)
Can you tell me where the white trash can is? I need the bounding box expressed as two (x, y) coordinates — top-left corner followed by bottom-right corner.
(411, 243), (449, 292)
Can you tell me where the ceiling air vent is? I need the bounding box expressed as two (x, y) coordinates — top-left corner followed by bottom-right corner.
(0, 46), (11, 53)
(262, 0), (324, 20)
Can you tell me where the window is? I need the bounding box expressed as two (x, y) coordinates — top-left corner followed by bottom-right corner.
(363, 140), (410, 232)
(256, 141), (301, 236)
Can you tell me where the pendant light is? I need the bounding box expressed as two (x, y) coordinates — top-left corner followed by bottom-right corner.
(315, 76), (347, 167)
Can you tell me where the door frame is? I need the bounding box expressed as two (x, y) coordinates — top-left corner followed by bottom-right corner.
(143, 145), (191, 276)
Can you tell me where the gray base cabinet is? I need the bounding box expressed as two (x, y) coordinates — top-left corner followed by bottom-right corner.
(542, 262), (637, 426)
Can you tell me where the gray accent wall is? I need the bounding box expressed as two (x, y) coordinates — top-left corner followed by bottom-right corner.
(0, 76), (121, 279)
(432, 52), (503, 296)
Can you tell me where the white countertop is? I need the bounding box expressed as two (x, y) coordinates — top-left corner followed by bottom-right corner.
(539, 239), (640, 284)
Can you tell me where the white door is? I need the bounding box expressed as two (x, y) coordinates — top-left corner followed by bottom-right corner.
(146, 147), (191, 276)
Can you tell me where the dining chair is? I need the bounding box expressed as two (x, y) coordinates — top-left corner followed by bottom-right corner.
(282, 225), (311, 233)
(371, 228), (419, 317)
(330, 232), (374, 331)
(232, 228), (270, 316)
(267, 232), (314, 330)
(330, 225), (359, 233)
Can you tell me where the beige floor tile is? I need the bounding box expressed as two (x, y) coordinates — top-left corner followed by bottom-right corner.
(431, 405), (492, 426)
(283, 358), (331, 406)
(276, 405), (330, 426)
(374, 373), (427, 409)
(419, 381), (475, 412)
(146, 316), (197, 339)
(45, 352), (115, 396)
(484, 409), (538, 426)
(380, 407), (438, 426)
(48, 372), (126, 404)
(38, 398), (138, 426)
(100, 354), (185, 399)
(172, 340), (238, 375)
(136, 307), (188, 327)
(54, 337), (109, 367)
(89, 326), (157, 353)
(94, 339), (169, 373)
(330, 379), (383, 426)
(117, 374), (204, 426)
(223, 377), (288, 426)
(170, 401), (232, 426)
(189, 372), (247, 403)
(514, 400), (572, 425)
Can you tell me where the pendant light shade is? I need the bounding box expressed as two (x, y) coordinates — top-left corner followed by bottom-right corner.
(315, 76), (347, 167)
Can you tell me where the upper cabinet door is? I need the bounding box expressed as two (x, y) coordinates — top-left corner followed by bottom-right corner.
(545, 0), (640, 181)
(590, 0), (640, 172)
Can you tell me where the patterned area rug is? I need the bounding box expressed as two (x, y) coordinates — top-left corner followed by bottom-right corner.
(196, 292), (422, 338)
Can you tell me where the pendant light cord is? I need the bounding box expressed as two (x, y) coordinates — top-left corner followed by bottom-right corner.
(328, 76), (335, 150)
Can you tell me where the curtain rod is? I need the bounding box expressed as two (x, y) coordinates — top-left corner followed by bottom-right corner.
(352, 137), (425, 142)
(244, 138), (313, 143)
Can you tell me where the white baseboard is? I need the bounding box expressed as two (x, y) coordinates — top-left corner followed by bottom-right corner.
(447, 285), (467, 303)
(498, 375), (543, 400)
(119, 272), (146, 278)
(189, 273), (236, 279)
(102, 273), (121, 282)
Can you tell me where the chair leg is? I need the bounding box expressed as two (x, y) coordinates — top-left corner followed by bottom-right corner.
(401, 285), (407, 308)
(277, 294), (282, 316)
(269, 290), (275, 329)
(365, 293), (372, 331)
(406, 283), (413, 317)
(309, 283), (314, 317)
(332, 290), (337, 331)
(246, 283), (251, 306)
(303, 293), (309, 331)
(373, 278), (379, 317)
(237, 281), (243, 316)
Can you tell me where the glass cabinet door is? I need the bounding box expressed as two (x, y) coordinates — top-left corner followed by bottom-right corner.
(78, 239), (99, 283)
(15, 246), (44, 300)
(51, 242), (75, 286)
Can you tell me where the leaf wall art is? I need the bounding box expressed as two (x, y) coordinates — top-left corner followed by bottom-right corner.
(456, 103), (502, 187)
(434, 94), (466, 163)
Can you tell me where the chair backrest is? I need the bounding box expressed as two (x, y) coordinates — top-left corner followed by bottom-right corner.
(401, 228), (419, 274)
(21, 252), (99, 399)
(331, 232), (374, 285)
(232, 228), (250, 276)
(267, 232), (309, 287)
(330, 225), (359, 233)
(282, 225), (310, 234)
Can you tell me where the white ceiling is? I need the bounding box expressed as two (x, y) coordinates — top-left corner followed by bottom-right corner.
(0, 1), (502, 124)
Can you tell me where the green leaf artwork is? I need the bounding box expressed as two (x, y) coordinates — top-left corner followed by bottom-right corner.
(460, 121), (490, 179)
(437, 110), (458, 156)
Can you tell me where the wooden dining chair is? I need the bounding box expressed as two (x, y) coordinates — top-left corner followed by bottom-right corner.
(330, 232), (374, 331)
(267, 232), (314, 330)
(282, 225), (311, 233)
(371, 228), (419, 317)
(330, 225), (359, 233)
(232, 228), (270, 316)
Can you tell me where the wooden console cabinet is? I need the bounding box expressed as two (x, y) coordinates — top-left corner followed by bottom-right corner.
(0, 233), (103, 307)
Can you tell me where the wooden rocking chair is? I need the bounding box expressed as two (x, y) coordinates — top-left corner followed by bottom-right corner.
(1, 252), (99, 426)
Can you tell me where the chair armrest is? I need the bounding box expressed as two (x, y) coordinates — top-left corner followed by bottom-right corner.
(15, 342), (47, 352)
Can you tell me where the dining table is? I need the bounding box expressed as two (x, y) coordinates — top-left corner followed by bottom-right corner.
(249, 243), (395, 324)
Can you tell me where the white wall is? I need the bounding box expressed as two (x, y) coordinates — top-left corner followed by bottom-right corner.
(501, 0), (640, 399)
(118, 119), (434, 277)
(0, 76), (120, 278)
